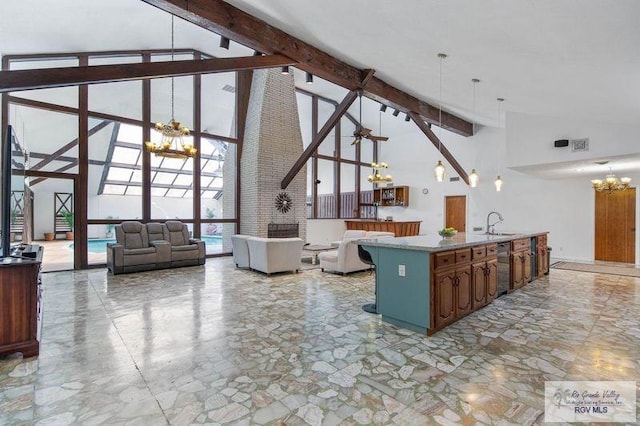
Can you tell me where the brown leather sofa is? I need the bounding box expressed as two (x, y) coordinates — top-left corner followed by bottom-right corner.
(107, 221), (205, 275)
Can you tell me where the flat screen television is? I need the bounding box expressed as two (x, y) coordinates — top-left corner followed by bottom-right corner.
(1, 125), (27, 258)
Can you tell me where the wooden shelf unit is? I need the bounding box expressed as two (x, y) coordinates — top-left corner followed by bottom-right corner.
(373, 185), (409, 207)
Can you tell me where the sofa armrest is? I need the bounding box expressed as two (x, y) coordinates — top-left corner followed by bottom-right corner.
(150, 240), (171, 267)
(189, 239), (206, 264)
(107, 243), (124, 274)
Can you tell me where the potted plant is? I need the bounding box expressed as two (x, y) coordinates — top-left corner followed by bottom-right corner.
(205, 207), (217, 235)
(105, 215), (116, 238)
(61, 209), (74, 240)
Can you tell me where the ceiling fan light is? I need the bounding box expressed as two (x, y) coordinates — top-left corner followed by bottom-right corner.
(434, 160), (446, 182)
(469, 169), (479, 188)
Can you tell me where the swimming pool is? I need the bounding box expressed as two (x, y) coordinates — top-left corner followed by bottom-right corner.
(70, 235), (222, 254)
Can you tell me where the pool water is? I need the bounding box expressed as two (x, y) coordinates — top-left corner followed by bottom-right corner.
(70, 236), (222, 254)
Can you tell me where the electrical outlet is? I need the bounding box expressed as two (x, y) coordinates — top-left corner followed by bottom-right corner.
(398, 264), (406, 277)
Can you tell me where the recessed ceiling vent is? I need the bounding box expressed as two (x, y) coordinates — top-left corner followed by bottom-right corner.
(222, 84), (236, 93)
(571, 138), (589, 152)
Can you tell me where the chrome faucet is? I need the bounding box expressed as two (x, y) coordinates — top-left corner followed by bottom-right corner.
(486, 211), (504, 234)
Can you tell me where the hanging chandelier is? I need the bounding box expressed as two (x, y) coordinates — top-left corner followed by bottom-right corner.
(434, 53), (447, 182)
(591, 170), (631, 193)
(494, 98), (505, 191)
(144, 16), (197, 159)
(368, 162), (393, 184)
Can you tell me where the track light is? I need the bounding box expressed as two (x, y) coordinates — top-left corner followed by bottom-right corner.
(253, 50), (262, 56)
(404, 114), (410, 122)
(281, 66), (289, 75)
(219, 36), (230, 49)
(306, 73), (313, 84)
(392, 109), (400, 117)
(380, 104), (387, 112)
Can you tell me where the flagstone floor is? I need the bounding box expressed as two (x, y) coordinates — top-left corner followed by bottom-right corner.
(1, 257), (639, 425)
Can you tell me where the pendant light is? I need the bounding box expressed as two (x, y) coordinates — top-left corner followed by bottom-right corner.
(494, 97), (505, 191)
(468, 78), (480, 188)
(434, 53), (447, 182)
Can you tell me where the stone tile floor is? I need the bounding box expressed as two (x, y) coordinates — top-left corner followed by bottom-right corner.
(1, 257), (639, 425)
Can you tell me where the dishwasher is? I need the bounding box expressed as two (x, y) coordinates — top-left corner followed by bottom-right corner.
(497, 242), (510, 297)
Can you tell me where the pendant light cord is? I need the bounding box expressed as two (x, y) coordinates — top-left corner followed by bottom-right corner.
(438, 55), (442, 155)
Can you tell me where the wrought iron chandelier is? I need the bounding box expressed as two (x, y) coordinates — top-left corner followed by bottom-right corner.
(144, 16), (197, 159)
(368, 162), (393, 184)
(591, 170), (631, 193)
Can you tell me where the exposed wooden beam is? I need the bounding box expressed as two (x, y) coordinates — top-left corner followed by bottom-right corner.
(140, 0), (473, 136)
(408, 111), (469, 185)
(360, 69), (375, 88)
(281, 90), (358, 189)
(0, 54), (295, 93)
(30, 120), (111, 171)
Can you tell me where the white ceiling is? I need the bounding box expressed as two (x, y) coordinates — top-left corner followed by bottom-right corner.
(224, 0), (640, 128)
(1, 0), (639, 181)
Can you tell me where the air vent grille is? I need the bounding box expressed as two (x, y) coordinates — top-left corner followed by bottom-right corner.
(571, 138), (589, 152)
(222, 84), (236, 93)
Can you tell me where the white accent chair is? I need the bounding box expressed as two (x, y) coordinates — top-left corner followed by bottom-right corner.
(231, 234), (252, 268)
(318, 231), (394, 274)
(246, 237), (304, 275)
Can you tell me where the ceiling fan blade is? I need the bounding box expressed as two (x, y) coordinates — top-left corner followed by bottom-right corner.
(367, 135), (389, 142)
(350, 136), (361, 145)
(360, 128), (373, 136)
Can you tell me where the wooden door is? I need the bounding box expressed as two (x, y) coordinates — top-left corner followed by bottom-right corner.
(595, 189), (636, 263)
(471, 262), (487, 308)
(434, 270), (456, 328)
(486, 259), (498, 302)
(455, 267), (472, 316)
(445, 195), (466, 232)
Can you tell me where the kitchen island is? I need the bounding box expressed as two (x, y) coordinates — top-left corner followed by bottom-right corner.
(359, 232), (549, 334)
(345, 220), (421, 237)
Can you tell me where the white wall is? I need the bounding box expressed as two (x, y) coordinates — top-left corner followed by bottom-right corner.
(506, 112), (640, 167)
(311, 115), (640, 264)
(306, 219), (346, 245)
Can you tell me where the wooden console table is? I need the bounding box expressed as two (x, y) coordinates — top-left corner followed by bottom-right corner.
(345, 220), (421, 237)
(0, 246), (43, 357)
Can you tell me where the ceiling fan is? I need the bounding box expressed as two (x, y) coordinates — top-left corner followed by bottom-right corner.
(350, 92), (389, 145)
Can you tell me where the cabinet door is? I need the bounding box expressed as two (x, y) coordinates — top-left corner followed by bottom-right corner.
(524, 251), (532, 283)
(455, 267), (472, 317)
(511, 252), (524, 290)
(434, 270), (456, 329)
(486, 258), (498, 302)
(471, 262), (487, 308)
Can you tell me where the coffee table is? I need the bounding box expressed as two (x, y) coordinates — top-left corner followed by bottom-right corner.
(303, 244), (334, 265)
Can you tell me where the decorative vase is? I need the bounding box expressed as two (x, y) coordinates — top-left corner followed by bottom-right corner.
(44, 232), (54, 241)
(65, 231), (74, 240)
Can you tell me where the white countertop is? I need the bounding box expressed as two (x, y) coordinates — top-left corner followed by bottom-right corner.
(358, 231), (548, 252)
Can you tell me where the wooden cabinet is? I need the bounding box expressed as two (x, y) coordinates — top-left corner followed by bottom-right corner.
(470, 244), (498, 309)
(511, 238), (532, 291)
(373, 185), (409, 207)
(0, 247), (43, 358)
(345, 220), (421, 236)
(433, 265), (471, 329)
(536, 234), (549, 276)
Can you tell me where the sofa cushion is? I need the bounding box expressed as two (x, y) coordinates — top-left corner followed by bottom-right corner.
(146, 223), (165, 242)
(164, 220), (190, 246)
(172, 244), (198, 252)
(123, 247), (155, 255)
(116, 221), (149, 249)
(123, 251), (157, 266)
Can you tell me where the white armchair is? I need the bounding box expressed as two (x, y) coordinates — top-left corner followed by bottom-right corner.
(246, 237), (304, 275)
(231, 234), (253, 268)
(319, 231), (394, 274)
